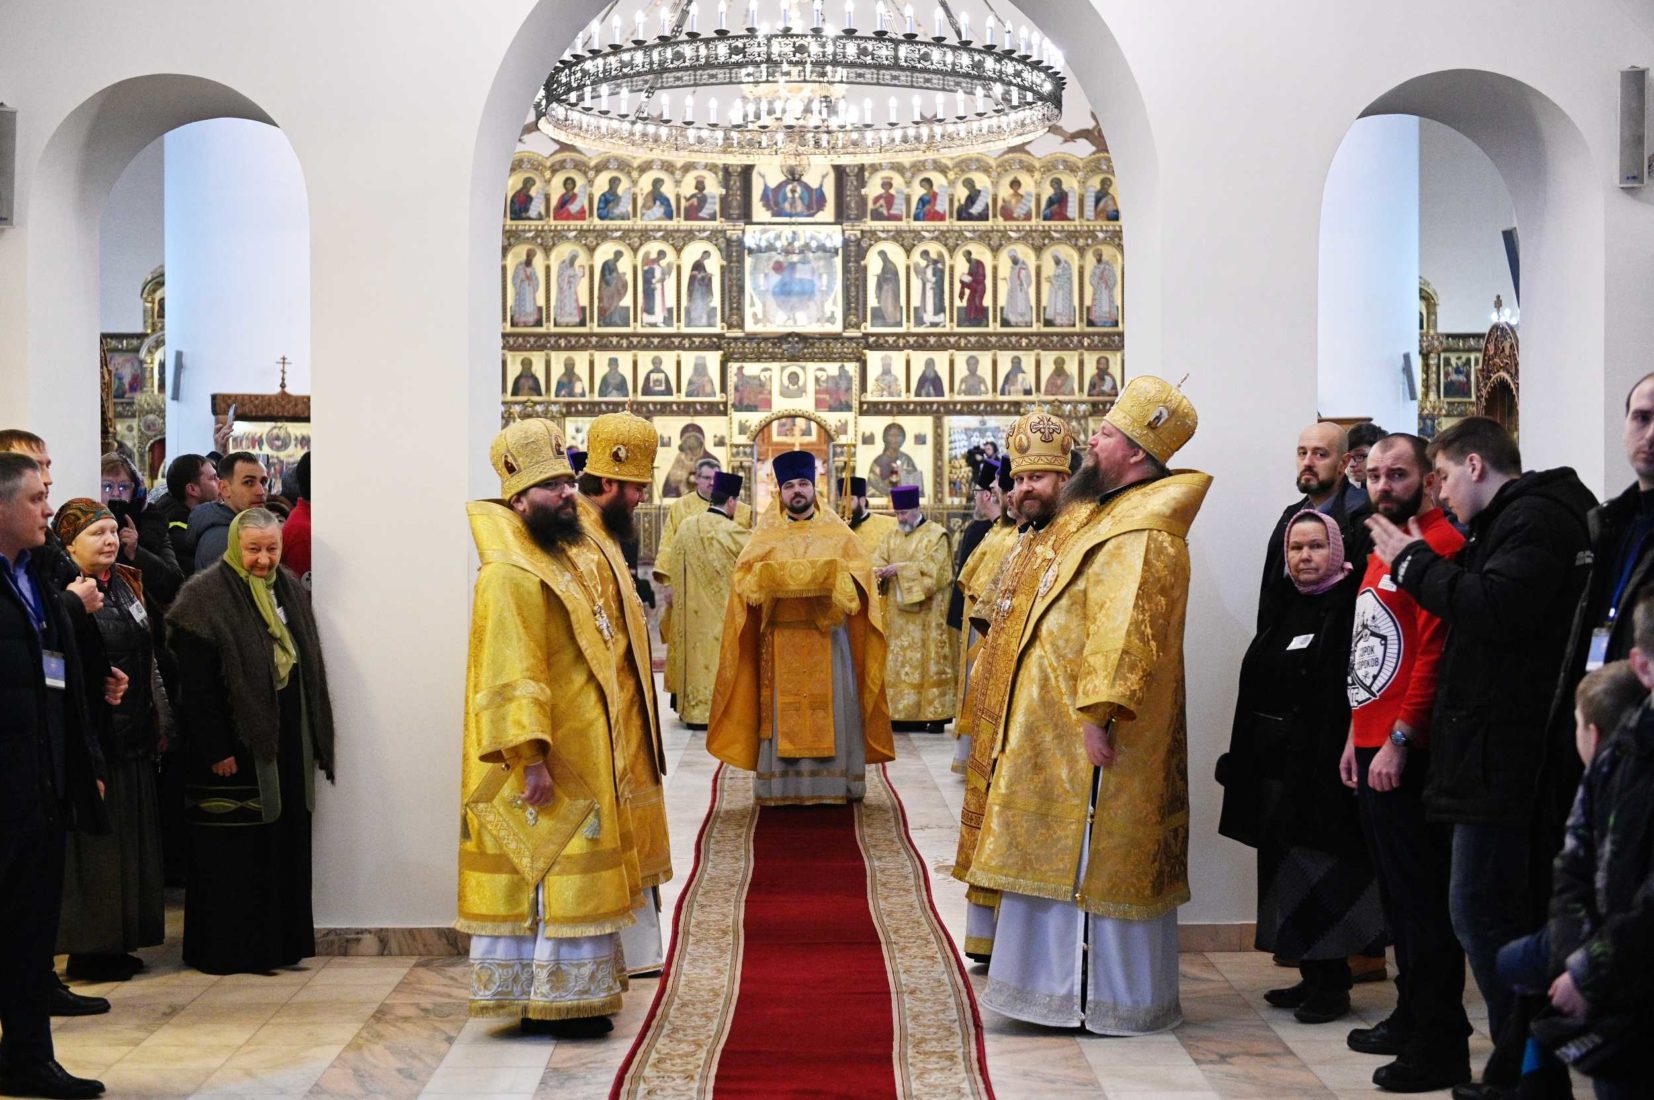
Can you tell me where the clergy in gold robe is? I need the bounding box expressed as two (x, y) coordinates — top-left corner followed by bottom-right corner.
(652, 471), (751, 728)
(952, 414), (1074, 962)
(872, 484), (957, 729)
(458, 418), (660, 1034)
(707, 451), (895, 805)
(845, 476), (898, 557)
(965, 378), (1210, 1036)
(655, 458), (751, 706)
(951, 472), (1019, 773)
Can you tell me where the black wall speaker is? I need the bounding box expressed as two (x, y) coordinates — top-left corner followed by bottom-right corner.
(0, 105), (17, 228)
(1621, 67), (1647, 189)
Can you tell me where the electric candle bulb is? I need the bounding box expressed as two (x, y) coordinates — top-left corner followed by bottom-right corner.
(611, 15), (621, 43)
(814, 0), (822, 27)
(955, 90), (964, 115)
(685, 92), (695, 121)
(634, 11), (644, 39)
(960, 12), (969, 38)
(845, 0), (853, 26)
(986, 14), (995, 44)
(934, 91), (943, 118)
(719, 0), (728, 28)
(887, 95), (896, 123)
(690, 2), (699, 30)
(904, 4), (913, 33)
(910, 92), (921, 120)
(660, 92), (670, 119)
(932, 5), (940, 35)
(748, 0), (757, 27)
(709, 97), (719, 123)
(975, 85), (984, 111)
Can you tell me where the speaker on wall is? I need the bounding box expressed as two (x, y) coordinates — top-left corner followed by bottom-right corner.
(1620, 67), (1647, 189)
(0, 104), (17, 228)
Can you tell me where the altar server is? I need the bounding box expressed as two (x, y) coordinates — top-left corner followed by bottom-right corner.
(654, 472), (752, 728)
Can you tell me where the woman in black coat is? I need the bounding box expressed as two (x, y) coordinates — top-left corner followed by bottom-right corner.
(166, 507), (336, 974)
(1218, 510), (1385, 1023)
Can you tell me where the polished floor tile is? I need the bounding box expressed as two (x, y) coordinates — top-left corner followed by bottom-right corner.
(47, 684), (1567, 1099)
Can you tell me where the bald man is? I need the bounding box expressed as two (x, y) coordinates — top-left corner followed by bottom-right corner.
(1257, 421), (1373, 631)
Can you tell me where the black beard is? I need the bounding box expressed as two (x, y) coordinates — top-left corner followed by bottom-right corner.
(785, 494), (815, 517)
(1297, 471), (1339, 498)
(1018, 489), (1060, 526)
(1061, 457), (1108, 506)
(524, 500), (580, 550)
(598, 494), (637, 542)
(1374, 484), (1425, 523)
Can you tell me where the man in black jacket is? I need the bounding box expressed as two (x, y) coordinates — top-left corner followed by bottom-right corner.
(1369, 417), (1595, 1093)
(148, 453), (220, 576)
(0, 454), (110, 1100)
(1259, 421), (1373, 631)
(947, 457), (1000, 632)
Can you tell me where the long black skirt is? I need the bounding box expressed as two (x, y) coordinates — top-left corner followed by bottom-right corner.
(57, 754), (166, 955)
(1255, 838), (1386, 961)
(182, 680), (315, 975)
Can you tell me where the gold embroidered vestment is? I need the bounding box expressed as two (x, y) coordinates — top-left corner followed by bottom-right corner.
(872, 520), (958, 722)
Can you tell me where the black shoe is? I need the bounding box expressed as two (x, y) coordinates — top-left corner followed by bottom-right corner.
(520, 1015), (613, 1038)
(1294, 988), (1351, 1024)
(1348, 1016), (1410, 1055)
(47, 984), (110, 1018)
(685, 722), (708, 731)
(1263, 981), (1312, 1008)
(1373, 1056), (1472, 1093)
(1451, 1084), (1510, 1100)
(63, 954), (140, 982)
(0, 1059), (105, 1098)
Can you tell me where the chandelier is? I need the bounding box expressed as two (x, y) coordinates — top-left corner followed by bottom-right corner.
(535, 0), (1065, 162)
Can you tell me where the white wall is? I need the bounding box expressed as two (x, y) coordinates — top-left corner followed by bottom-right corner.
(98, 136), (162, 332)
(4, 0), (1654, 932)
(163, 119), (310, 456)
(1420, 118), (1518, 333)
(1318, 115), (1420, 431)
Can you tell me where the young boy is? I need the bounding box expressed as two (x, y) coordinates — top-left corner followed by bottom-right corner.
(1508, 586), (1654, 1100)
(1492, 659), (1645, 1097)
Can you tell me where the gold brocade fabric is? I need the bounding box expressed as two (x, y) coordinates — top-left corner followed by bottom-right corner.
(457, 501), (643, 938)
(654, 510), (750, 725)
(951, 516), (1088, 888)
(873, 521), (958, 722)
(573, 495), (672, 889)
(706, 507), (895, 772)
(656, 493), (752, 695)
(965, 472), (1212, 920)
(850, 511), (898, 558)
(952, 523), (1018, 737)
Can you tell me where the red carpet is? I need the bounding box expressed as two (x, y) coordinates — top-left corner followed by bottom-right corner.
(612, 764), (994, 1099)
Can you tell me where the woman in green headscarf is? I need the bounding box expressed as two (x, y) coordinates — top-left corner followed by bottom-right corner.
(166, 506), (337, 974)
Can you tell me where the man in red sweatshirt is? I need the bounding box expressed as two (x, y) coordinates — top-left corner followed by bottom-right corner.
(1340, 433), (1473, 1092)
(281, 453), (311, 589)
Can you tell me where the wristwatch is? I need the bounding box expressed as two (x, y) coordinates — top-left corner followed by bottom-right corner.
(1389, 728), (1412, 749)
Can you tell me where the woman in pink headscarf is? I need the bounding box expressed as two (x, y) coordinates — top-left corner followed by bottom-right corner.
(1217, 510), (1384, 1026)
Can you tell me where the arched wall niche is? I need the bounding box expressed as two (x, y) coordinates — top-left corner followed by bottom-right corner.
(16, 74), (279, 496)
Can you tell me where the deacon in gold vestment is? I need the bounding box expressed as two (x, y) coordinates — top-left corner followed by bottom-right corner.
(707, 451), (895, 804)
(872, 484), (957, 728)
(966, 378), (1211, 1036)
(458, 417), (665, 1034)
(655, 458), (752, 707)
(652, 472), (751, 727)
(952, 417), (1073, 961)
(845, 476), (898, 557)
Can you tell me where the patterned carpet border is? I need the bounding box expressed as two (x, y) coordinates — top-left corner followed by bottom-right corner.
(610, 764), (994, 1099)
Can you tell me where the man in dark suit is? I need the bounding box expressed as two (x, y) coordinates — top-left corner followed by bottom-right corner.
(0, 453), (111, 1100)
(1258, 421), (1372, 632)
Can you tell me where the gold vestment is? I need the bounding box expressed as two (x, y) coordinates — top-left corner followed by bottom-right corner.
(657, 492), (752, 696)
(849, 510), (898, 558)
(653, 508), (750, 725)
(706, 506), (895, 771)
(574, 495), (671, 889)
(872, 520), (958, 722)
(965, 472), (1211, 920)
(458, 502), (645, 938)
(952, 522), (1018, 739)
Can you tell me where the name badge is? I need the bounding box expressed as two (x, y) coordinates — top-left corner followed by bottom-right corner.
(1287, 633), (1315, 651)
(1378, 574), (1398, 592)
(1586, 627), (1612, 673)
(129, 599), (148, 626)
(43, 650), (67, 691)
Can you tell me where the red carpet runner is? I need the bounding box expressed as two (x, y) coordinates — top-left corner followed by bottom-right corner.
(612, 764), (994, 1099)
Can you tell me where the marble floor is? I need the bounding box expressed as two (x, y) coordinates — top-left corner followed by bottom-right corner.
(53, 711), (1505, 1099)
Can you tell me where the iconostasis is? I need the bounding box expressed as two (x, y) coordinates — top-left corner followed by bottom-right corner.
(501, 146), (1125, 553)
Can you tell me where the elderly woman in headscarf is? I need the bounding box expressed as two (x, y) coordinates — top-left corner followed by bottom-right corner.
(1217, 509), (1385, 1025)
(166, 506), (336, 974)
(51, 499), (167, 981)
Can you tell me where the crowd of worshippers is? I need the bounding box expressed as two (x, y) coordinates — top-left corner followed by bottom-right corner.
(1217, 393), (1654, 1100)
(0, 429), (324, 1100)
